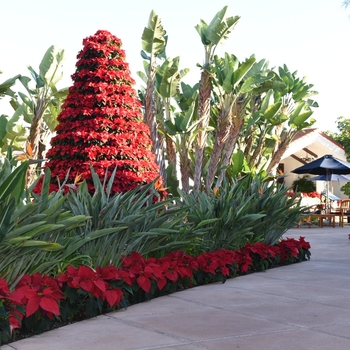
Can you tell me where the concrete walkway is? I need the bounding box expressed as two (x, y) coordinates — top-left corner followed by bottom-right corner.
(3, 226), (350, 350)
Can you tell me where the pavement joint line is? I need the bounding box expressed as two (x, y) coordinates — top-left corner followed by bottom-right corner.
(134, 340), (209, 350)
(169, 292), (301, 309)
(104, 313), (193, 344)
(189, 327), (302, 343)
(309, 323), (350, 340)
(107, 304), (307, 346)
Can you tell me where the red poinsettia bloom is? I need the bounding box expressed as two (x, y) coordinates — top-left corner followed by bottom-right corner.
(0, 279), (25, 329)
(23, 287), (62, 318)
(243, 242), (278, 259)
(0, 278), (10, 297)
(15, 274), (63, 319)
(104, 287), (124, 308)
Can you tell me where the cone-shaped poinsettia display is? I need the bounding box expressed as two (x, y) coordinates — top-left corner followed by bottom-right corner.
(35, 30), (162, 195)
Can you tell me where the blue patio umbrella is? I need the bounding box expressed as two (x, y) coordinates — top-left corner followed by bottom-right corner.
(308, 174), (350, 182)
(292, 155), (350, 212)
(309, 174), (349, 203)
(291, 155), (350, 176)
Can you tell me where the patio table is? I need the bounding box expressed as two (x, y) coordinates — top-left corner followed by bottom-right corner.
(310, 213), (336, 228)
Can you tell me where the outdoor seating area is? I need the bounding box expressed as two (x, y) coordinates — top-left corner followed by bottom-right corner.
(310, 213), (336, 227)
(297, 198), (350, 228)
(292, 155), (350, 229)
(298, 214), (336, 228)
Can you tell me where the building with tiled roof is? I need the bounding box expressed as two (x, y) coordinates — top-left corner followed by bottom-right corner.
(281, 128), (347, 198)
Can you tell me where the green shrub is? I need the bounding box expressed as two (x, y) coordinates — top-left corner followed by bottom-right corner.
(0, 163), (90, 285)
(176, 175), (303, 254)
(292, 175), (316, 193)
(176, 176), (266, 254)
(62, 166), (196, 267)
(242, 176), (303, 245)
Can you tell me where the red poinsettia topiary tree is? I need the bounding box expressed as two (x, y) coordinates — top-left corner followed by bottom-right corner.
(35, 30), (163, 195)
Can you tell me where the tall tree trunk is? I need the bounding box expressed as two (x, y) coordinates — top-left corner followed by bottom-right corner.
(248, 131), (266, 168)
(26, 99), (46, 187)
(180, 150), (190, 193)
(193, 70), (211, 192)
(244, 125), (255, 159)
(164, 98), (176, 176)
(166, 137), (177, 171)
(266, 129), (296, 175)
(205, 108), (231, 191)
(215, 100), (246, 189)
(144, 63), (166, 184)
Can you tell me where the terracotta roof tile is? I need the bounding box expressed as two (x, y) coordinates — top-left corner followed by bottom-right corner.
(291, 128), (344, 150)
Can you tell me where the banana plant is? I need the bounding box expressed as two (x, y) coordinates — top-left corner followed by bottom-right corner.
(9, 45), (68, 186)
(263, 65), (318, 174)
(140, 10), (167, 181)
(244, 88), (286, 170)
(193, 6), (240, 192)
(211, 57), (275, 189)
(234, 62), (318, 177)
(0, 110), (27, 155)
(0, 73), (20, 98)
(241, 62), (286, 168)
(0, 74), (25, 154)
(205, 53), (255, 191)
(154, 56), (189, 177)
(161, 103), (201, 193)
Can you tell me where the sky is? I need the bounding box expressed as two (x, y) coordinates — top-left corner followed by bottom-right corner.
(1, 0), (349, 132)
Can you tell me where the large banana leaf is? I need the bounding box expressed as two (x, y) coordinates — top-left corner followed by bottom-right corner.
(196, 6), (240, 46)
(0, 74), (21, 97)
(156, 57), (189, 98)
(141, 10), (167, 57)
(39, 45), (65, 85)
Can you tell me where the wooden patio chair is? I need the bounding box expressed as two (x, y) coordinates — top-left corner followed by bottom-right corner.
(340, 199), (350, 225)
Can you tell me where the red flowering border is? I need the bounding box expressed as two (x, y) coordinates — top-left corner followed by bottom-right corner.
(0, 237), (310, 344)
(287, 191), (322, 199)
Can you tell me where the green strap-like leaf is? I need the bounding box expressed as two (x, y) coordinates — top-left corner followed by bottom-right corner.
(6, 224), (65, 244)
(0, 161), (27, 203)
(0, 197), (15, 244)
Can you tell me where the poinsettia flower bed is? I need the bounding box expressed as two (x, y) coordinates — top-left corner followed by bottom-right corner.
(0, 237), (310, 344)
(286, 191), (322, 199)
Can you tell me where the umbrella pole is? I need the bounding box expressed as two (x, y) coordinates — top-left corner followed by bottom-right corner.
(326, 171), (330, 213)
